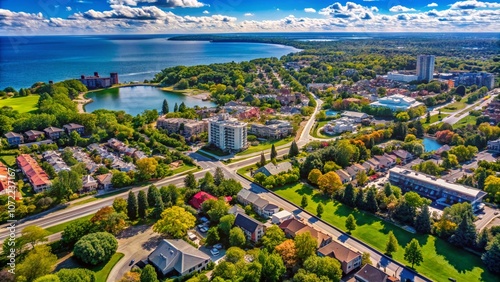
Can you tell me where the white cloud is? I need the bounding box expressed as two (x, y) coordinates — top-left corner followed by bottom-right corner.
(244, 13), (254, 16)
(449, 0), (500, 9)
(427, 3), (438, 7)
(66, 6), (72, 11)
(319, 2), (378, 19)
(304, 8), (316, 13)
(202, 10), (209, 14)
(108, 0), (207, 8)
(276, 8), (280, 11)
(389, 5), (417, 12)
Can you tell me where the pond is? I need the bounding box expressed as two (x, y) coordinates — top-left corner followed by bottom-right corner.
(85, 86), (216, 116)
(423, 137), (442, 152)
(325, 110), (339, 116)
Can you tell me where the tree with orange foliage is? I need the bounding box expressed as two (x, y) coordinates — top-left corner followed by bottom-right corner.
(275, 239), (298, 269)
(317, 171), (343, 195)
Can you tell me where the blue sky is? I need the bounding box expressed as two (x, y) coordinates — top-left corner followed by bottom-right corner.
(1, 0), (499, 34)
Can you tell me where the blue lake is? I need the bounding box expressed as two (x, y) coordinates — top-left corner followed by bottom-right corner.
(423, 137), (442, 152)
(326, 110), (339, 116)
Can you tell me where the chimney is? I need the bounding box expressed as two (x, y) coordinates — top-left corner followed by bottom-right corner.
(94, 72), (99, 77)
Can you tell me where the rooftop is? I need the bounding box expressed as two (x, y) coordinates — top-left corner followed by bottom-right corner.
(148, 239), (210, 276)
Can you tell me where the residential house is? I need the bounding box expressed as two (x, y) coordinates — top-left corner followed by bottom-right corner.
(487, 139), (500, 153)
(63, 123), (85, 135)
(271, 210), (293, 224)
(228, 205), (245, 215)
(24, 130), (44, 142)
(189, 191), (217, 210)
(4, 132), (23, 146)
(249, 120), (293, 139)
(341, 111), (369, 122)
(16, 154), (51, 193)
(344, 166), (358, 181)
(19, 140), (54, 148)
(0, 163), (9, 194)
(44, 127), (64, 140)
(96, 173), (113, 190)
(353, 163), (368, 173)
(335, 170), (351, 184)
(133, 151), (147, 160)
(42, 151), (70, 173)
(373, 155), (395, 170)
(254, 162), (292, 177)
(263, 203), (280, 218)
(318, 241), (362, 274)
(82, 175), (98, 192)
(237, 189), (279, 218)
(234, 213), (265, 242)
(156, 117), (208, 138)
(280, 106), (302, 115)
(365, 158), (380, 171)
(362, 162), (374, 172)
(354, 264), (399, 282)
(148, 239), (211, 277)
(279, 218), (331, 248)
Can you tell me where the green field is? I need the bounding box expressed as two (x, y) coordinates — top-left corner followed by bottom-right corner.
(69, 197), (98, 207)
(421, 113), (449, 127)
(310, 121), (331, 139)
(273, 183), (496, 282)
(45, 214), (94, 235)
(453, 115), (478, 129)
(0, 155), (16, 167)
(237, 137), (293, 156)
(0, 95), (39, 113)
(93, 252), (124, 282)
(171, 163), (197, 174)
(441, 101), (467, 112)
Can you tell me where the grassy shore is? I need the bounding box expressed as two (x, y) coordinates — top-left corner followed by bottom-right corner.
(0, 95), (39, 113)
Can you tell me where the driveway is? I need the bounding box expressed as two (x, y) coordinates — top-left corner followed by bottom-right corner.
(107, 225), (162, 282)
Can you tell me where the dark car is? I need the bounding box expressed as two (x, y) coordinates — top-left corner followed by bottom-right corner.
(129, 259), (135, 266)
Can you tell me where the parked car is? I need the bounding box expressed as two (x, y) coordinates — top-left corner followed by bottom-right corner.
(129, 259), (135, 266)
(188, 232), (197, 241)
(213, 243), (223, 249)
(210, 248), (220, 256)
(197, 224), (205, 229)
(199, 226), (208, 233)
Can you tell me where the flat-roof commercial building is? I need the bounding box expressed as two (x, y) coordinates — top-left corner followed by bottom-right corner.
(208, 114), (247, 151)
(370, 94), (423, 111)
(389, 167), (487, 210)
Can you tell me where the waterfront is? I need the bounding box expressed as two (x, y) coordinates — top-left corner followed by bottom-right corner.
(423, 137), (442, 152)
(85, 86), (215, 116)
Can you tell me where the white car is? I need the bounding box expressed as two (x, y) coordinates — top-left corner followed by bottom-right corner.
(210, 248), (220, 256)
(213, 243), (223, 249)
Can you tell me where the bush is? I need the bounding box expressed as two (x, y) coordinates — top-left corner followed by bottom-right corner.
(73, 232), (118, 266)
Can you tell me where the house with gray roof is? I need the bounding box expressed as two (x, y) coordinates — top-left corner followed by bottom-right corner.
(237, 189), (279, 218)
(148, 239), (211, 277)
(44, 127), (64, 140)
(335, 170), (351, 184)
(4, 132), (24, 146)
(255, 162), (292, 177)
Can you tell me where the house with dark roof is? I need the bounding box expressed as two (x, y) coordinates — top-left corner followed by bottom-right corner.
(254, 162), (292, 177)
(234, 213), (265, 242)
(96, 173), (113, 190)
(44, 127), (64, 140)
(390, 149), (413, 164)
(24, 130), (44, 142)
(354, 264), (399, 282)
(318, 241), (362, 274)
(189, 191), (217, 210)
(148, 239), (211, 277)
(279, 218), (332, 248)
(4, 132), (24, 146)
(63, 123), (85, 135)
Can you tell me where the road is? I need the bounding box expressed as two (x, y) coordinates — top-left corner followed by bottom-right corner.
(441, 90), (498, 125)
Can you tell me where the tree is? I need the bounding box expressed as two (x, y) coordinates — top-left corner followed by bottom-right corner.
(127, 191), (138, 220)
(56, 268), (96, 282)
(50, 170), (82, 201)
(415, 205), (432, 234)
(113, 198), (127, 214)
(365, 188), (379, 213)
(482, 235), (500, 274)
(259, 250), (286, 282)
(34, 274), (60, 282)
(275, 239), (298, 269)
(91, 206), (127, 235)
(173, 102), (178, 112)
(118, 271), (140, 282)
(343, 183), (356, 207)
(295, 232), (317, 261)
(261, 225), (286, 252)
(153, 206), (196, 238)
(229, 227), (246, 247)
(16, 245), (57, 282)
(317, 171), (342, 195)
(317, 203), (324, 217)
(303, 255), (342, 282)
(301, 195), (309, 208)
(111, 171), (132, 188)
(62, 218), (97, 247)
(345, 214), (357, 233)
(449, 213), (477, 248)
(184, 172), (198, 189)
(136, 158), (158, 180)
(214, 167), (225, 186)
(21, 225), (49, 248)
(212, 261), (237, 280)
(207, 199), (229, 223)
(147, 185), (161, 207)
(484, 175), (500, 204)
(356, 170), (368, 186)
(205, 227), (220, 246)
(218, 214), (235, 237)
(73, 232), (118, 266)
(271, 144), (278, 160)
(396, 112), (410, 122)
(289, 141), (299, 158)
(178, 102), (187, 112)
(385, 231), (398, 256)
(140, 265), (159, 282)
(260, 152), (266, 167)
(138, 191), (148, 219)
(307, 169), (322, 185)
(404, 239), (423, 268)
(225, 247), (245, 263)
(160, 185), (178, 207)
(355, 188), (364, 208)
(361, 252), (372, 266)
(162, 99), (169, 114)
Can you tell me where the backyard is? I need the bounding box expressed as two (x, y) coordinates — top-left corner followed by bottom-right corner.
(273, 183), (496, 282)
(0, 95), (39, 113)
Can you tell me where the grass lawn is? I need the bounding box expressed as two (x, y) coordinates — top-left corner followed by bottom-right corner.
(171, 163), (197, 174)
(0, 95), (39, 113)
(93, 252), (124, 282)
(69, 197), (98, 207)
(421, 113), (449, 126)
(310, 121), (331, 139)
(237, 137), (293, 156)
(453, 115), (478, 129)
(0, 155), (16, 167)
(45, 214), (94, 235)
(273, 183), (496, 282)
(441, 101), (467, 112)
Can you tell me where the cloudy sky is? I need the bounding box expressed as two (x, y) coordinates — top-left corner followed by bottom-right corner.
(0, 0), (499, 34)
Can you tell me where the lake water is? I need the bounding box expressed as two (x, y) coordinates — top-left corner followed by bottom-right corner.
(423, 137), (442, 152)
(85, 86), (215, 116)
(0, 35), (299, 90)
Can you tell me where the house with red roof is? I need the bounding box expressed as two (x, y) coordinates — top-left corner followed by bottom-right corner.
(189, 191), (217, 210)
(16, 154), (51, 193)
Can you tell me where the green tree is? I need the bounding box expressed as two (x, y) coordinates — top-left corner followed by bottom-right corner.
(271, 144), (278, 160)
(138, 190), (148, 219)
(303, 255), (342, 282)
(214, 167), (225, 187)
(112, 198), (127, 214)
(206, 199), (229, 223)
(21, 225), (49, 248)
(301, 195), (309, 208)
(205, 227), (220, 246)
(151, 200), (165, 220)
(259, 250), (286, 282)
(73, 232), (118, 266)
(218, 214), (235, 237)
(127, 191), (138, 220)
(396, 112), (410, 122)
(56, 268), (96, 282)
(147, 185), (161, 207)
(225, 247), (245, 263)
(178, 102), (187, 112)
(173, 102), (179, 112)
(111, 171), (132, 188)
(307, 169), (322, 185)
(343, 183), (356, 207)
(449, 213), (477, 248)
(229, 227), (246, 248)
(415, 205), (432, 234)
(289, 141), (300, 158)
(61, 219), (96, 247)
(482, 235), (500, 274)
(356, 170), (368, 186)
(385, 231), (398, 256)
(153, 206), (196, 238)
(261, 225), (286, 252)
(162, 99), (169, 114)
(355, 188), (365, 208)
(365, 188), (379, 213)
(295, 232), (317, 261)
(16, 245), (57, 282)
(404, 239), (423, 268)
(34, 274), (60, 282)
(345, 214), (356, 233)
(212, 261), (236, 280)
(361, 252), (372, 266)
(316, 203), (324, 217)
(260, 152), (266, 167)
(160, 185), (178, 207)
(140, 265), (159, 282)
(184, 172), (198, 189)
(50, 170), (83, 201)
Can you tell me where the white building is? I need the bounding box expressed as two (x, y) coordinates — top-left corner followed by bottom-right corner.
(323, 118), (356, 135)
(417, 55), (435, 82)
(487, 139), (500, 153)
(370, 94), (423, 111)
(208, 114), (248, 151)
(387, 72), (418, 83)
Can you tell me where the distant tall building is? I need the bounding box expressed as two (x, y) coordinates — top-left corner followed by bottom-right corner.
(208, 114), (247, 151)
(416, 55), (435, 82)
(79, 72), (119, 89)
(454, 72), (495, 90)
